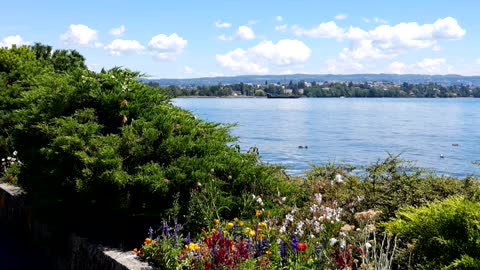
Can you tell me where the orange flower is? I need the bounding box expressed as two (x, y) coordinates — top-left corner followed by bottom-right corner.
(256, 210), (262, 218)
(133, 248), (138, 255)
(143, 238), (151, 246)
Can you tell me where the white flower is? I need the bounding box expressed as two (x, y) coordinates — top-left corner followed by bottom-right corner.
(285, 214), (294, 222)
(1, 158), (4, 162)
(313, 221), (321, 233)
(282, 197), (286, 202)
(279, 226), (286, 234)
(365, 242), (372, 249)
(7, 157), (11, 160)
(340, 239), (346, 249)
(335, 174), (344, 184)
(256, 197), (264, 206)
(314, 193), (322, 205)
(13, 151), (17, 156)
(329, 238), (338, 246)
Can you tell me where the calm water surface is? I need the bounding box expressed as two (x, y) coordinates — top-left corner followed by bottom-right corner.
(173, 98), (480, 177)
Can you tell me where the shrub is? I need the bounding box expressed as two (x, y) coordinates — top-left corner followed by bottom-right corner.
(384, 197), (480, 269)
(0, 44), (299, 243)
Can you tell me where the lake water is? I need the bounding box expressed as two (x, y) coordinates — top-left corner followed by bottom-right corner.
(173, 98), (480, 178)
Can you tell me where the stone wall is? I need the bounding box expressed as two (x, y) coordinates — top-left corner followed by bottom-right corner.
(0, 183), (152, 270)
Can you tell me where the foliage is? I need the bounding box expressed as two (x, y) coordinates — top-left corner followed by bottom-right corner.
(0, 44), (299, 242)
(385, 197), (480, 269)
(304, 155), (480, 222)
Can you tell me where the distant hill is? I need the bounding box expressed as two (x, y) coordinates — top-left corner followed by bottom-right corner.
(144, 74), (480, 87)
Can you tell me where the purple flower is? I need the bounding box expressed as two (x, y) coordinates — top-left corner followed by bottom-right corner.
(280, 240), (287, 266)
(173, 221), (179, 248)
(148, 227), (153, 240)
(185, 232), (191, 245)
(291, 235), (299, 254)
(240, 226), (244, 241)
(218, 227), (223, 239)
(162, 221), (169, 240)
(233, 224), (238, 240)
(256, 240), (263, 258)
(263, 237), (269, 249)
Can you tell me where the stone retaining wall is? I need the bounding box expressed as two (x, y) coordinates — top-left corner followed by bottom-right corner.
(0, 183), (152, 270)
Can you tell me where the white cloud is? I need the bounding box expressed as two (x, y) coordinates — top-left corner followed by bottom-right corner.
(148, 33), (187, 61)
(250, 40), (311, 65)
(247, 20), (259, 26)
(373, 17), (388, 24)
(216, 39), (311, 75)
(215, 20), (232, 29)
(104, 39), (144, 56)
(292, 21), (345, 39)
(0, 35), (27, 48)
(216, 48), (268, 74)
(415, 58), (449, 74)
(388, 58), (451, 74)
(295, 17), (465, 64)
(217, 35), (232, 41)
(235, 26), (255, 40)
(219, 26), (256, 41)
(276, 16), (283, 22)
(334, 14), (347, 21)
(363, 17), (388, 24)
(109, 25), (126, 38)
(60, 24), (101, 48)
(326, 59), (365, 74)
(275, 24), (288, 32)
(388, 61), (408, 74)
(183, 66), (193, 74)
(477, 58), (480, 65)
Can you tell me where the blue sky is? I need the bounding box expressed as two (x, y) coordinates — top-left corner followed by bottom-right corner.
(1, 0), (479, 78)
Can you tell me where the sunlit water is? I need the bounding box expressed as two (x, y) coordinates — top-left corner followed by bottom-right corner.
(173, 98), (480, 178)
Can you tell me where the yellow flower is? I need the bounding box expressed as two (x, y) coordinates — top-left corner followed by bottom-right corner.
(224, 231), (229, 237)
(266, 250), (272, 257)
(239, 221), (244, 227)
(234, 217), (239, 223)
(187, 243), (200, 252)
(211, 228), (217, 234)
(249, 230), (256, 238)
(214, 219), (220, 227)
(227, 222), (234, 230)
(259, 222), (267, 229)
(244, 228), (251, 234)
(256, 210), (262, 218)
(259, 234), (266, 240)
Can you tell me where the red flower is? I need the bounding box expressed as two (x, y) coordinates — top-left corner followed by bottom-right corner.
(298, 243), (307, 252)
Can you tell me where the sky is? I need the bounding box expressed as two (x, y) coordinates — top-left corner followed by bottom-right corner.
(1, 0), (479, 78)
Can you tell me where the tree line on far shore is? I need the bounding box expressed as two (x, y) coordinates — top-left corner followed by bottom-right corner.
(147, 80), (480, 98)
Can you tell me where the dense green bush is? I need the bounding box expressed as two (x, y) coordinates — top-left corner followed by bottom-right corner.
(0, 44), (299, 241)
(385, 197), (480, 269)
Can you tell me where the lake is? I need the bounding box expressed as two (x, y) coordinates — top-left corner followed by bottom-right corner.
(173, 98), (480, 178)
